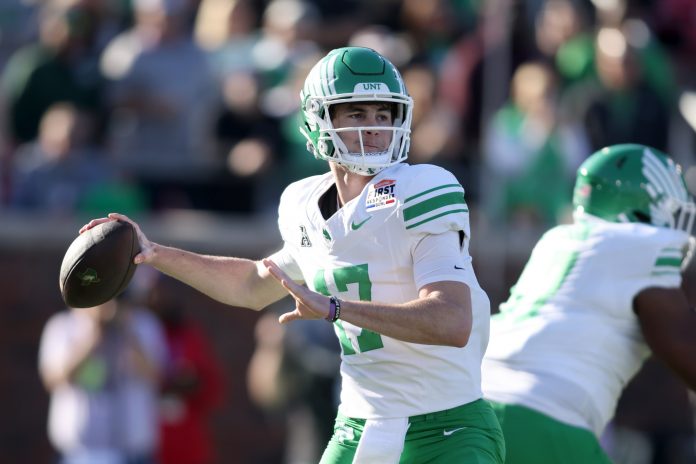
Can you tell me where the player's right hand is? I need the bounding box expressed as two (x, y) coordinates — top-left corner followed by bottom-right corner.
(80, 213), (155, 265)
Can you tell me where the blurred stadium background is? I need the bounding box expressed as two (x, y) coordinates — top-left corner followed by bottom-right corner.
(2, 0), (696, 462)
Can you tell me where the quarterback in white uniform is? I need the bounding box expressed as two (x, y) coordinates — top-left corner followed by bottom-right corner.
(80, 47), (504, 463)
(271, 162), (489, 419)
(482, 144), (696, 464)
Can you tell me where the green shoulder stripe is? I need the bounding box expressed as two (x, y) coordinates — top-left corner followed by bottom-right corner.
(403, 182), (467, 230)
(404, 183), (461, 203)
(405, 208), (469, 230)
(661, 247), (682, 253)
(651, 269), (681, 277)
(404, 191), (466, 221)
(654, 256), (681, 268)
(651, 246), (683, 276)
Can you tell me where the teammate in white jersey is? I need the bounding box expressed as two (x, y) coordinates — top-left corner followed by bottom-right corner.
(482, 144), (696, 464)
(81, 47), (504, 463)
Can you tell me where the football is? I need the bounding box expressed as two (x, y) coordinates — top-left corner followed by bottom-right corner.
(59, 220), (140, 308)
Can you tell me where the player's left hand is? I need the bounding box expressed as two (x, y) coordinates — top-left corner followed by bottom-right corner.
(263, 259), (331, 324)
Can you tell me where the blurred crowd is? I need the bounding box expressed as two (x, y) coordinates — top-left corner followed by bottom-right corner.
(38, 271), (226, 464)
(6, 0), (696, 463)
(1, 0), (695, 230)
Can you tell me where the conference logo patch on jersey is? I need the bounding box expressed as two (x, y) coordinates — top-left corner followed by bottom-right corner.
(366, 179), (396, 211)
(299, 225), (312, 247)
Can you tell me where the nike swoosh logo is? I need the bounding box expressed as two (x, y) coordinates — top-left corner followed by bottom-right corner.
(443, 427), (467, 436)
(454, 265), (465, 270)
(351, 217), (372, 230)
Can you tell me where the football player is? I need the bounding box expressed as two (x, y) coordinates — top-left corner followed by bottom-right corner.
(81, 47), (504, 463)
(482, 143), (696, 464)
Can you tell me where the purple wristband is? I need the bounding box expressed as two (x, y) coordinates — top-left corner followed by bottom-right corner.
(326, 296), (341, 322)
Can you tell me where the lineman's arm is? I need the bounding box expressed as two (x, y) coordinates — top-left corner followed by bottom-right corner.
(80, 214), (287, 310)
(635, 286), (696, 389)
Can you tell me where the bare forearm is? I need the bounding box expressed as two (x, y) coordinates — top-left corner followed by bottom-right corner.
(149, 244), (284, 310)
(660, 348), (696, 391)
(637, 287), (696, 391)
(340, 293), (471, 347)
(648, 314), (696, 391)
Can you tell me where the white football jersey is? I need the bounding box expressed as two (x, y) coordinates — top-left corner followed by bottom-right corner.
(482, 216), (689, 436)
(271, 163), (490, 419)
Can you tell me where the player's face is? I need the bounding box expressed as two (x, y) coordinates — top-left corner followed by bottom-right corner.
(331, 102), (394, 153)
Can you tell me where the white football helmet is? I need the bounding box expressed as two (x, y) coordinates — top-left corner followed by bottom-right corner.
(299, 47), (413, 176)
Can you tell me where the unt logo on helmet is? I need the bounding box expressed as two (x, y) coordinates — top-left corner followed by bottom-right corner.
(355, 83), (388, 93)
(77, 268), (101, 286)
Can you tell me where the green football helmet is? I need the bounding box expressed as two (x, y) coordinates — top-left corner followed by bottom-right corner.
(299, 47), (413, 175)
(573, 144), (695, 234)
